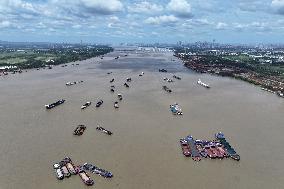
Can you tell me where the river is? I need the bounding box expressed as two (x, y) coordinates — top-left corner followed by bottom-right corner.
(0, 48), (283, 189)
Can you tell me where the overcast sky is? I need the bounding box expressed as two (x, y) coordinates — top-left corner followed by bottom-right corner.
(0, 0), (284, 44)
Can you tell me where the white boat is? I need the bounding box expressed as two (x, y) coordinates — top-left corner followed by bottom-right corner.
(55, 168), (64, 180)
(81, 101), (91, 109)
(277, 92), (284, 98)
(114, 101), (119, 108)
(197, 79), (210, 88)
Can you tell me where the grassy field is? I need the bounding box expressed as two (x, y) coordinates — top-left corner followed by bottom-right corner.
(0, 51), (56, 65)
(0, 47), (113, 69)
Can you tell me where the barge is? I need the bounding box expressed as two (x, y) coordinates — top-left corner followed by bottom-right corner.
(197, 79), (210, 88)
(63, 157), (77, 175)
(114, 101), (119, 108)
(163, 85), (172, 93)
(170, 103), (183, 115)
(73, 125), (86, 136)
(173, 75), (181, 80)
(83, 163), (113, 178)
(45, 99), (65, 109)
(186, 136), (201, 161)
(96, 100), (103, 107)
(76, 166), (94, 186)
(81, 102), (91, 109)
(215, 132), (240, 161)
(96, 126), (113, 135)
(180, 138), (191, 157)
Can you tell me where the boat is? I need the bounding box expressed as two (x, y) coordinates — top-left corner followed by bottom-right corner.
(209, 143), (223, 159)
(96, 100), (103, 107)
(170, 103), (183, 115)
(139, 72), (144, 76)
(195, 142), (207, 158)
(126, 78), (132, 82)
(73, 125), (86, 136)
(215, 132), (240, 161)
(180, 138), (191, 157)
(96, 126), (112, 135)
(118, 94), (123, 100)
(66, 81), (83, 86)
(186, 136), (201, 161)
(114, 101), (119, 108)
(197, 79), (210, 88)
(81, 102), (91, 109)
(59, 161), (71, 177)
(124, 83), (129, 88)
(164, 78), (174, 82)
(277, 92), (284, 98)
(83, 163), (113, 178)
(54, 168), (64, 180)
(107, 72), (112, 74)
(162, 85), (172, 93)
(173, 75), (181, 80)
(76, 166), (94, 186)
(63, 157), (77, 175)
(53, 163), (64, 180)
(45, 99), (65, 109)
(110, 86), (115, 92)
(110, 78), (114, 83)
(204, 145), (216, 159)
(216, 143), (228, 158)
(261, 87), (276, 94)
(159, 69), (167, 72)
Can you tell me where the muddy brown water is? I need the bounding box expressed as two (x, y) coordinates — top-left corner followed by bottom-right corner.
(0, 50), (283, 189)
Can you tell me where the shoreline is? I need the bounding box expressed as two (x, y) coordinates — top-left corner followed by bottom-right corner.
(175, 53), (284, 98)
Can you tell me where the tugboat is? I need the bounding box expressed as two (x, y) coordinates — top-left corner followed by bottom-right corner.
(45, 99), (65, 109)
(170, 103), (183, 115)
(73, 125), (86, 136)
(96, 126), (113, 135)
(197, 79), (210, 88)
(114, 101), (119, 108)
(96, 100), (103, 107)
(76, 166), (94, 186)
(118, 94), (123, 100)
(81, 102), (91, 109)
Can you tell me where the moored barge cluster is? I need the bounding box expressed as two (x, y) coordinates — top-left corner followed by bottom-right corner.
(180, 132), (240, 161)
(53, 157), (113, 186)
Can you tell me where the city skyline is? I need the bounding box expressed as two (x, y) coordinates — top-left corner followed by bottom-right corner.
(1, 0), (284, 44)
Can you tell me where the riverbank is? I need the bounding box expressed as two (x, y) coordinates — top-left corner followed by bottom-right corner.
(175, 53), (284, 98)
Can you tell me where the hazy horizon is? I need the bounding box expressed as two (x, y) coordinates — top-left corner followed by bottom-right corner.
(1, 0), (284, 44)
